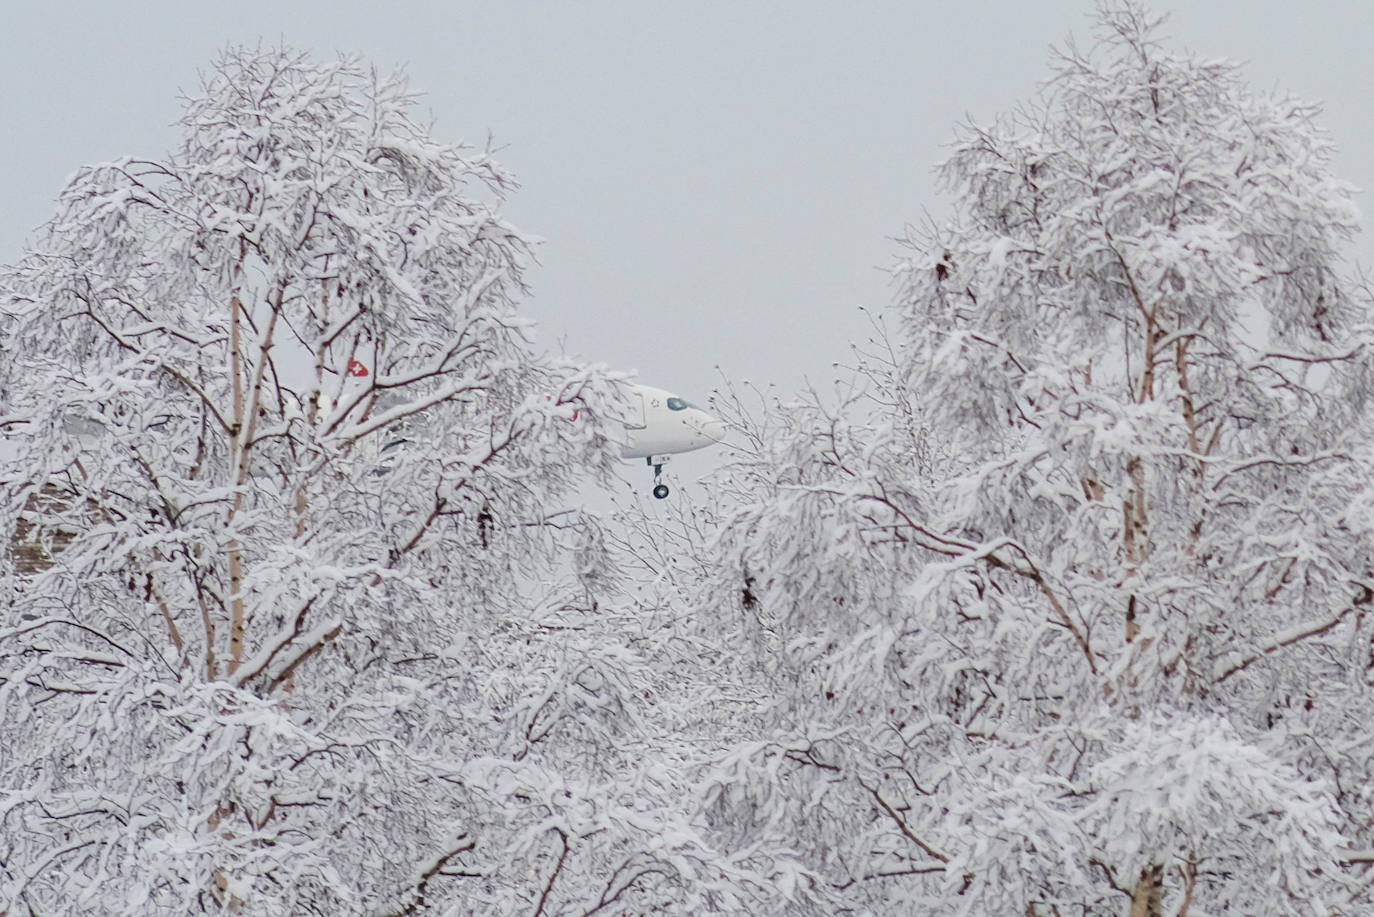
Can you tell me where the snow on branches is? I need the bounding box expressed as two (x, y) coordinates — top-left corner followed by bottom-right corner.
(689, 3), (1374, 913)
(0, 46), (684, 916)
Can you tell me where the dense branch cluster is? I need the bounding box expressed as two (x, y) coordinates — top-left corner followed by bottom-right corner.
(0, 48), (670, 916)
(681, 4), (1374, 913)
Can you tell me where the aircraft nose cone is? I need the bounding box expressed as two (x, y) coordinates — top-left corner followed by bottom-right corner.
(699, 414), (727, 443)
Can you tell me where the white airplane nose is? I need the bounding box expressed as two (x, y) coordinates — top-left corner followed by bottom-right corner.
(694, 412), (726, 444)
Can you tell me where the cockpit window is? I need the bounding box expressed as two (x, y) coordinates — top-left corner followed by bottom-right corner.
(666, 396), (693, 411)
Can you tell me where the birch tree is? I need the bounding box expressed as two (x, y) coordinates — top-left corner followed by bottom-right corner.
(0, 46), (719, 915)
(693, 4), (1374, 913)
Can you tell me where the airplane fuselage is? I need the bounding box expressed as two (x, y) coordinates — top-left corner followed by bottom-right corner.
(621, 385), (725, 460)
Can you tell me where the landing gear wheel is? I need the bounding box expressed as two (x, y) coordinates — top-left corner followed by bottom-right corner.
(652, 483), (670, 500)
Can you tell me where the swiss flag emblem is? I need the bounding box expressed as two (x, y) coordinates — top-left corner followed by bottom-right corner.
(347, 359), (369, 378)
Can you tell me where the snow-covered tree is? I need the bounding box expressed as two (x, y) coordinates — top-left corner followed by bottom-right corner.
(0, 46), (739, 916)
(692, 4), (1374, 913)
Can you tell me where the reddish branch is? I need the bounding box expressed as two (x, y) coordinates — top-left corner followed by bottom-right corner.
(860, 780), (949, 865)
(1215, 584), (1372, 682)
(579, 859), (671, 917)
(382, 834), (477, 917)
(854, 490), (1097, 673)
(532, 828), (570, 917)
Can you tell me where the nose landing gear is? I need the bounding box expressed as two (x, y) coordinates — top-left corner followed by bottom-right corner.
(648, 455), (670, 499)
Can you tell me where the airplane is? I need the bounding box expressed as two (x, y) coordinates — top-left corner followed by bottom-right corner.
(369, 373), (724, 499)
(622, 384), (726, 498)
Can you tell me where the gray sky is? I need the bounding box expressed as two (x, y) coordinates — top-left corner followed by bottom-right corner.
(4, 1), (1372, 412)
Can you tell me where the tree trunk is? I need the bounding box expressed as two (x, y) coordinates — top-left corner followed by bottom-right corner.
(1128, 863), (1162, 917)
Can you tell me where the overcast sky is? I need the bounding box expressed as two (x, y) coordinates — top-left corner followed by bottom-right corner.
(4, 1), (1372, 417)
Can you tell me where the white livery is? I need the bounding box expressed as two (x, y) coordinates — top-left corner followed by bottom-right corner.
(622, 384), (726, 498)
